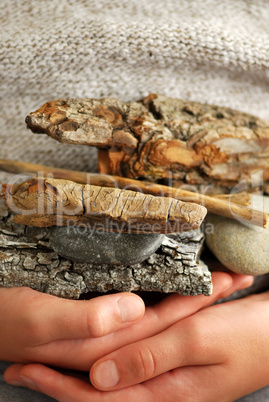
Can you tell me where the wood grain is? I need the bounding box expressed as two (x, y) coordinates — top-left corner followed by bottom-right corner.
(1, 159), (267, 228)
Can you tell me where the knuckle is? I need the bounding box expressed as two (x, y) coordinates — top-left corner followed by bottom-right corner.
(23, 308), (44, 341)
(131, 345), (157, 380)
(10, 288), (50, 343)
(86, 308), (104, 338)
(183, 315), (209, 356)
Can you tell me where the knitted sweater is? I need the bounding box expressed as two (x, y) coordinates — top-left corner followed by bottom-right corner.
(0, 2), (269, 400)
(1, 0), (269, 172)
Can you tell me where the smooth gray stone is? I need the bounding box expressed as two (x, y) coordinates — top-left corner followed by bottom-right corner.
(205, 195), (269, 275)
(0, 203), (211, 297)
(49, 226), (165, 265)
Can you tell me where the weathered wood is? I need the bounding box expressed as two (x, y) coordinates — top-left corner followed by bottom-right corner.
(26, 94), (269, 192)
(0, 202), (212, 298)
(1, 160), (268, 228)
(3, 178), (206, 233)
(213, 192), (253, 207)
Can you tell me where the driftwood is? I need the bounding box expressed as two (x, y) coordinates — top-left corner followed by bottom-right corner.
(0, 160), (268, 228)
(0, 201), (212, 298)
(3, 178), (206, 233)
(213, 192), (253, 207)
(26, 94), (269, 192)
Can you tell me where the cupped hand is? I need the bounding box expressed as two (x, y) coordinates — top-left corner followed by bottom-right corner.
(3, 272), (251, 370)
(0, 287), (145, 364)
(4, 272), (256, 402)
(6, 291), (269, 402)
(1, 272), (248, 370)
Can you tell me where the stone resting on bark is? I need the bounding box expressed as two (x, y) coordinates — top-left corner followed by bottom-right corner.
(0, 194), (211, 298)
(0, 174), (210, 297)
(2, 93), (269, 298)
(26, 93), (269, 193)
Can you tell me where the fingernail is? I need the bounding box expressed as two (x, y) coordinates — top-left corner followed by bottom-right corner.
(117, 296), (144, 323)
(19, 375), (37, 390)
(93, 360), (120, 389)
(7, 380), (24, 387)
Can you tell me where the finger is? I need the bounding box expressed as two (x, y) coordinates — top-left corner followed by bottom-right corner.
(4, 363), (98, 402)
(217, 272), (254, 299)
(24, 290), (145, 341)
(4, 362), (261, 402)
(27, 272), (252, 369)
(139, 364), (231, 402)
(143, 363), (264, 402)
(141, 271), (253, 333)
(3, 362), (231, 402)
(90, 313), (223, 390)
(164, 365), (237, 402)
(4, 363), (150, 402)
(89, 292), (269, 394)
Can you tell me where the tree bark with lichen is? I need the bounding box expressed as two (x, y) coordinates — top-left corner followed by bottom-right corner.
(0, 201), (212, 298)
(26, 94), (269, 193)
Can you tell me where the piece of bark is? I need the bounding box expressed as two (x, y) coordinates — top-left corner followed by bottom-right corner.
(0, 202), (212, 298)
(1, 160), (268, 228)
(26, 94), (269, 192)
(25, 97), (145, 147)
(3, 178), (206, 233)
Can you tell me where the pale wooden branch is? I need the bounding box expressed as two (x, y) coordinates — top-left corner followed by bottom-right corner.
(213, 192), (253, 207)
(0, 159), (268, 228)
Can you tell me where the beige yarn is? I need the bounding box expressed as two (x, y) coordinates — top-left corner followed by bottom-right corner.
(1, 6), (269, 399)
(1, 0), (269, 174)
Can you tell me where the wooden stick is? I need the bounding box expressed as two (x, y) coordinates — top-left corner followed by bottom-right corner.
(213, 192), (252, 207)
(0, 159), (268, 228)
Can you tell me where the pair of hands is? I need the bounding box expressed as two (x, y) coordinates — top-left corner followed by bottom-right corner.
(2, 272), (269, 402)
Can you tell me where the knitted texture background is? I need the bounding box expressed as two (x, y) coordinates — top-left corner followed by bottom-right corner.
(1, 5), (269, 400)
(1, 0), (269, 173)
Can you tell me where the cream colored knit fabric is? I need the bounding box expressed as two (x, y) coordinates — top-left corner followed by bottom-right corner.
(1, 4), (269, 399)
(1, 0), (269, 173)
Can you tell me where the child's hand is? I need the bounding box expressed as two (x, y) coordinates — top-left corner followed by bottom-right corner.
(0, 287), (145, 364)
(4, 272), (257, 402)
(0, 272), (249, 370)
(0, 272), (248, 371)
(90, 291), (268, 401)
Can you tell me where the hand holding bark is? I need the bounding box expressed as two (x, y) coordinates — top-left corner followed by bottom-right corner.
(4, 272), (254, 401)
(0, 287), (145, 365)
(88, 292), (269, 402)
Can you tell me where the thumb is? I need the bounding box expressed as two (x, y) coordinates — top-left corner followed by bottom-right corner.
(12, 288), (145, 342)
(43, 292), (146, 341)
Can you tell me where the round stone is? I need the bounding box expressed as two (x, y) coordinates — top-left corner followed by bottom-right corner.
(205, 195), (269, 275)
(49, 226), (165, 265)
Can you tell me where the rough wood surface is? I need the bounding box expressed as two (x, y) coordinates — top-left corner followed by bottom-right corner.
(1, 160), (267, 228)
(213, 192), (253, 207)
(26, 94), (269, 192)
(3, 178), (206, 233)
(0, 201), (212, 298)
